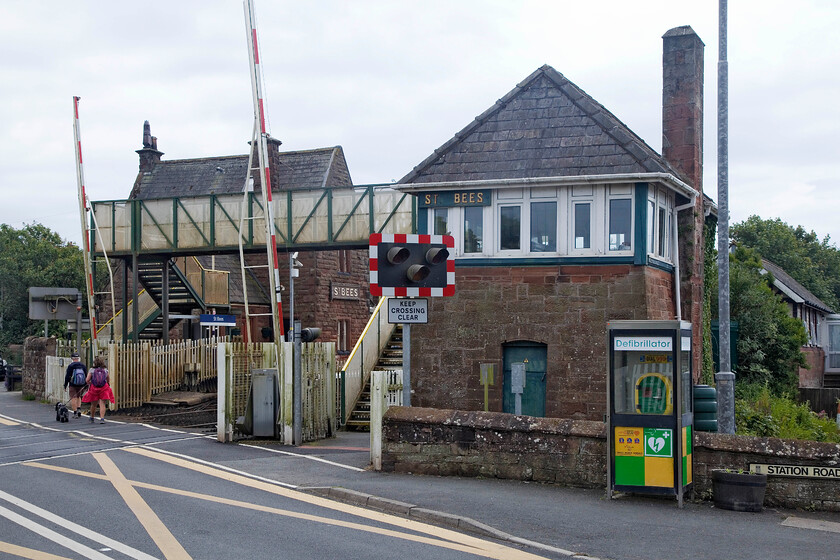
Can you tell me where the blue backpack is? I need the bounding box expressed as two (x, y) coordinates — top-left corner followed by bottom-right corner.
(90, 368), (108, 388)
(70, 364), (87, 387)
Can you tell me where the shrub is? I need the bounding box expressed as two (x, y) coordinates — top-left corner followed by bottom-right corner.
(734, 383), (840, 443)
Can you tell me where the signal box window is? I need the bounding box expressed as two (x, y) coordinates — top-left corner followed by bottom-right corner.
(530, 201), (557, 252)
(499, 206), (521, 251)
(464, 206), (483, 254)
(573, 202), (591, 249)
(433, 208), (449, 236)
(609, 199), (632, 251)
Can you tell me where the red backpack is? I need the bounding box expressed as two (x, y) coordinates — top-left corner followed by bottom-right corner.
(90, 368), (108, 388)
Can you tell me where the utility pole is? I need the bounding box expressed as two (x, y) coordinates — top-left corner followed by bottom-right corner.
(716, 0), (736, 434)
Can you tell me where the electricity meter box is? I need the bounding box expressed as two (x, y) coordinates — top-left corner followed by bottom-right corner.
(606, 320), (694, 506)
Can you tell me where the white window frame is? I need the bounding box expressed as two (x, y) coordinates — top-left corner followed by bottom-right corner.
(568, 185), (603, 255)
(529, 199), (560, 254)
(497, 203), (524, 254)
(426, 206), (490, 257)
(648, 186), (674, 262)
(606, 184), (634, 254)
(424, 184), (646, 258)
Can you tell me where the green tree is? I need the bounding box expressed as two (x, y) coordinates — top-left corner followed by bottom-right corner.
(711, 246), (808, 394)
(0, 223), (85, 351)
(732, 216), (840, 311)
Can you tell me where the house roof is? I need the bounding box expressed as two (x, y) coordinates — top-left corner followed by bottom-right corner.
(761, 259), (835, 314)
(399, 64), (683, 186)
(129, 146), (351, 200)
(273, 147), (352, 191)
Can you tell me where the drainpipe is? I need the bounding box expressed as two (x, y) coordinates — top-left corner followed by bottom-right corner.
(673, 197), (697, 321)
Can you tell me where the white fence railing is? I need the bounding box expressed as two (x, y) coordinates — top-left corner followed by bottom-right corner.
(339, 297), (396, 424)
(370, 369), (403, 470)
(45, 356), (72, 404)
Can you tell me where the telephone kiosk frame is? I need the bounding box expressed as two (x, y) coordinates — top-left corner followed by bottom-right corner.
(606, 320), (694, 507)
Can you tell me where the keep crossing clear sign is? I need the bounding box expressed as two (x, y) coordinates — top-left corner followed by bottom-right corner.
(387, 298), (428, 324)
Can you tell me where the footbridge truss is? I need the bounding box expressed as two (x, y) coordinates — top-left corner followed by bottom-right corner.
(91, 185), (415, 257)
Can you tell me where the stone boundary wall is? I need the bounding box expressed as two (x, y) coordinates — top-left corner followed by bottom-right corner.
(381, 407), (840, 512)
(22, 336), (57, 399)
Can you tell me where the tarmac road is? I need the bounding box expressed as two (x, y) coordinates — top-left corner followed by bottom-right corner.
(2, 390), (839, 560)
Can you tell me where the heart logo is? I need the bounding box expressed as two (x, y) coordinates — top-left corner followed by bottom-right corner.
(648, 436), (665, 453)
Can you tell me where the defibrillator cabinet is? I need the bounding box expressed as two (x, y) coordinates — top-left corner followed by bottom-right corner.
(606, 320), (694, 507)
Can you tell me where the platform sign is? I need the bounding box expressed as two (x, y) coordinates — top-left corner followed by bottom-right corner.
(387, 298), (428, 324)
(199, 314), (236, 327)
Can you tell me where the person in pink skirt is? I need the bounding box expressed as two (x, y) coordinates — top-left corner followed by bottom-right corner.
(82, 356), (115, 424)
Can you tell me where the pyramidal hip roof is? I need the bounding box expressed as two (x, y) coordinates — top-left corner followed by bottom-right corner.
(398, 64), (681, 186)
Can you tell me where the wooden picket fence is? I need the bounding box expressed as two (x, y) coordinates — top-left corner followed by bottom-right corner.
(106, 337), (221, 410)
(52, 337), (337, 443)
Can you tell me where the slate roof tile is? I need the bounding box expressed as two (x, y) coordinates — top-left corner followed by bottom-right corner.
(762, 259), (835, 314)
(399, 64), (681, 185)
(131, 146), (351, 200)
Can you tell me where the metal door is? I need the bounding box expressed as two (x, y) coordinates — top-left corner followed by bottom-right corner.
(502, 342), (547, 417)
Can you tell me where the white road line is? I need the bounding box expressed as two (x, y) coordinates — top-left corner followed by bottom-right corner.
(0, 445), (135, 468)
(139, 446), (299, 489)
(240, 443), (366, 472)
(0, 493), (158, 560)
(782, 516), (840, 534)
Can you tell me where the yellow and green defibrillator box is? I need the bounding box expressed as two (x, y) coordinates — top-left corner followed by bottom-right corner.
(606, 320), (694, 507)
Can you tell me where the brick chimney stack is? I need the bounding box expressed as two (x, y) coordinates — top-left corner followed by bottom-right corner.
(250, 135), (283, 192)
(136, 120), (163, 173)
(662, 25), (705, 380)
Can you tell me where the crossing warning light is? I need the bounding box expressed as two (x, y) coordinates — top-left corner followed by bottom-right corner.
(300, 327), (321, 342)
(369, 233), (455, 297)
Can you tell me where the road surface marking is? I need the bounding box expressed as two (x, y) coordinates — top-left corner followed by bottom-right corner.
(31, 456), (542, 559)
(93, 452), (192, 560)
(782, 516), (840, 533)
(0, 488), (158, 560)
(240, 442), (366, 471)
(130, 445), (299, 488)
(0, 503), (119, 560)
(0, 539), (72, 560)
(127, 446), (550, 560)
(0, 416), (19, 426)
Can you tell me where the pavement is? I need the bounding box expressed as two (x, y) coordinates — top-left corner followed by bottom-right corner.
(3, 390), (840, 560)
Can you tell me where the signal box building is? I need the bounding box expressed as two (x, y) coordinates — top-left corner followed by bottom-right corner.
(395, 27), (712, 420)
(122, 129), (372, 359)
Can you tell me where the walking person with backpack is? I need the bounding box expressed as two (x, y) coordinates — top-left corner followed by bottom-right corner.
(82, 356), (114, 424)
(63, 352), (88, 418)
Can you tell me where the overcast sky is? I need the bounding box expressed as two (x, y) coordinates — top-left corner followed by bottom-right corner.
(2, 1), (839, 249)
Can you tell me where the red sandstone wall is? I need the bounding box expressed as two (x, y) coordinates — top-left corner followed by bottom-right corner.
(410, 264), (675, 421)
(799, 346), (825, 388)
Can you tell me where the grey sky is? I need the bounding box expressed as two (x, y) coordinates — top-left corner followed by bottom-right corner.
(2, 1), (839, 248)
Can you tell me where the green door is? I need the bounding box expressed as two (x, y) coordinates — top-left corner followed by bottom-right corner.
(502, 342), (547, 417)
